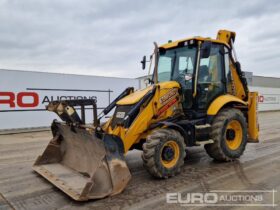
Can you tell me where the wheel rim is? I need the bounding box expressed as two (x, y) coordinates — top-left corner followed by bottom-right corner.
(225, 120), (243, 150)
(161, 140), (180, 168)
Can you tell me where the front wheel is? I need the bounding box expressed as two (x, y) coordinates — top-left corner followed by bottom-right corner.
(205, 108), (247, 161)
(142, 128), (186, 178)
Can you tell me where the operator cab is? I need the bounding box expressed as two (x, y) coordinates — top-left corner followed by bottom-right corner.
(156, 39), (232, 118)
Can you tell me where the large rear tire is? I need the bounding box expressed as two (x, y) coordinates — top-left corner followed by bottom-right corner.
(142, 128), (186, 178)
(204, 108), (247, 161)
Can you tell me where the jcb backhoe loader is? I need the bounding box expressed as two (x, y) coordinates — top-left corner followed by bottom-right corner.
(33, 30), (259, 201)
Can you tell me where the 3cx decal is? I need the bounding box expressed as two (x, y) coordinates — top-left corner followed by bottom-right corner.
(159, 88), (178, 105)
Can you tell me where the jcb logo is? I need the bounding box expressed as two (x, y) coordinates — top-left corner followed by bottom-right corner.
(0, 92), (39, 108)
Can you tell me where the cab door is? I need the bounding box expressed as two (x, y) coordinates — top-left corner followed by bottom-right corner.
(195, 44), (226, 111)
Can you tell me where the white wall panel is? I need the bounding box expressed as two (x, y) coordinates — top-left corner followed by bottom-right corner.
(249, 86), (280, 111)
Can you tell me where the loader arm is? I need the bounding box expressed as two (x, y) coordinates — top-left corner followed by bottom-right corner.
(107, 81), (182, 153)
(216, 30), (248, 101)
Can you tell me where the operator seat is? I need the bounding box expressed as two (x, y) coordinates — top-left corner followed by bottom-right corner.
(197, 65), (210, 109)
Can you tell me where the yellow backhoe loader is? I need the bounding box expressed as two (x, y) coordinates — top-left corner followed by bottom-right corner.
(33, 30), (259, 201)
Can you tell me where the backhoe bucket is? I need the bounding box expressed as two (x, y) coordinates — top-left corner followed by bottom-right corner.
(33, 122), (131, 201)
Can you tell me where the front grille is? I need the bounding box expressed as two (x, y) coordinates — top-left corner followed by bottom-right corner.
(111, 105), (133, 129)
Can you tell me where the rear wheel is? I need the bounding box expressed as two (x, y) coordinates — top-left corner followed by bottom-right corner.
(142, 128), (186, 178)
(204, 108), (247, 161)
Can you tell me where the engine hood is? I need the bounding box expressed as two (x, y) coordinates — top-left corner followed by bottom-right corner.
(117, 85), (154, 105)
(116, 81), (180, 105)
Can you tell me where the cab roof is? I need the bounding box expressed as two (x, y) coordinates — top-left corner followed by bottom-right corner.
(160, 36), (230, 49)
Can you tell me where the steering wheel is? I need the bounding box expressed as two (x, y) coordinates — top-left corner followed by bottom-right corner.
(174, 70), (192, 89)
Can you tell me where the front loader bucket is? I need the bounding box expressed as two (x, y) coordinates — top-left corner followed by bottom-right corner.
(33, 122), (131, 201)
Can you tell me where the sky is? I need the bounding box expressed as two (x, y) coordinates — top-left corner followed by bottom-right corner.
(0, 0), (279, 78)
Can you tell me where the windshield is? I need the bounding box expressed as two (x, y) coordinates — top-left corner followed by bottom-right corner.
(157, 46), (197, 83)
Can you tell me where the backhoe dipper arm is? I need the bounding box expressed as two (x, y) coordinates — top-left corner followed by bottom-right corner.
(217, 30), (248, 100)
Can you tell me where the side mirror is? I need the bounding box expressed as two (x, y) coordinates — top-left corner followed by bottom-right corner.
(144, 78), (150, 85)
(144, 78), (154, 85)
(141, 56), (146, 70)
(201, 41), (211, 58)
